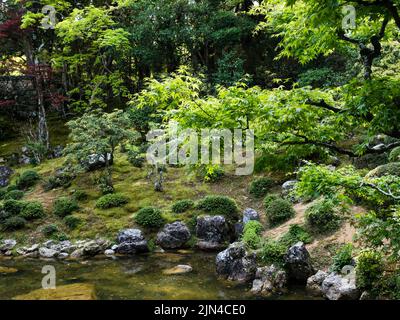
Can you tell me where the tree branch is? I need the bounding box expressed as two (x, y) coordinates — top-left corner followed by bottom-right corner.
(361, 181), (400, 200)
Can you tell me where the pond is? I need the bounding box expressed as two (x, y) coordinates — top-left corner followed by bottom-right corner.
(0, 252), (314, 300)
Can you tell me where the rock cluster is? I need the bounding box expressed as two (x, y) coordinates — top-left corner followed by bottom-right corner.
(251, 265), (287, 296)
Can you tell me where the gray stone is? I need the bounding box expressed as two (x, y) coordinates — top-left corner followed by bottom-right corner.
(58, 252), (69, 260)
(116, 229), (149, 254)
(281, 180), (297, 197)
(251, 265), (287, 295)
(306, 270), (328, 296)
(104, 249), (115, 256)
(196, 215), (229, 250)
(284, 242), (315, 283)
(216, 242), (257, 283)
(321, 273), (360, 300)
(0, 166), (13, 187)
(70, 248), (84, 259)
(0, 239), (17, 252)
(156, 221), (191, 249)
(39, 247), (58, 258)
(242, 208), (259, 224)
(163, 265), (193, 275)
(82, 238), (110, 257)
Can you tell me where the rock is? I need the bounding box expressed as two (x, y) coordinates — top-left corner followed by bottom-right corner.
(43, 240), (55, 248)
(104, 249), (115, 256)
(0, 266), (18, 274)
(24, 251), (39, 258)
(0, 239), (17, 252)
(116, 229), (149, 254)
(70, 248), (84, 259)
(234, 222), (244, 239)
(111, 244), (118, 251)
(242, 208), (259, 224)
(196, 215), (229, 250)
(163, 265), (193, 275)
(360, 291), (373, 300)
(215, 242), (257, 283)
(196, 241), (226, 251)
(251, 265), (287, 296)
(321, 273), (360, 300)
(284, 242), (315, 283)
(14, 283), (96, 300)
(51, 145), (64, 158)
(82, 238), (110, 257)
(39, 247), (58, 258)
(57, 252), (69, 260)
(84, 153), (113, 171)
(306, 270), (328, 296)
(281, 180), (297, 197)
(0, 166), (13, 187)
(156, 221), (191, 249)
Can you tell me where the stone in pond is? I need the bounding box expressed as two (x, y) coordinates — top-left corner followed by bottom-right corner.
(0, 266), (18, 274)
(163, 265), (193, 275)
(13, 283), (96, 300)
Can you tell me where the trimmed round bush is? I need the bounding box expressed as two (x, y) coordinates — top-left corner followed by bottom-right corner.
(3, 216), (26, 230)
(356, 249), (384, 290)
(16, 170), (40, 190)
(171, 199), (194, 214)
(3, 190), (24, 200)
(134, 207), (164, 228)
(263, 194), (280, 209)
(305, 198), (341, 233)
(3, 199), (26, 215)
(389, 147), (400, 162)
(195, 195), (238, 219)
(53, 197), (79, 217)
(20, 201), (45, 220)
(249, 177), (273, 198)
(279, 224), (313, 248)
(266, 199), (295, 226)
(63, 215), (81, 230)
(96, 193), (128, 209)
(42, 224), (59, 237)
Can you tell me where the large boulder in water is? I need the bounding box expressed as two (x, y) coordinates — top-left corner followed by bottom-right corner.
(116, 229), (149, 254)
(196, 215), (229, 250)
(321, 272), (360, 300)
(156, 221), (191, 249)
(284, 242), (315, 283)
(0, 166), (13, 187)
(216, 242), (257, 283)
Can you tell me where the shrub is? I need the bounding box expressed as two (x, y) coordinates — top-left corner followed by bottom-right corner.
(127, 149), (145, 168)
(330, 244), (354, 273)
(2, 216), (26, 230)
(96, 193), (128, 209)
(53, 232), (69, 241)
(3, 190), (24, 200)
(279, 224), (313, 248)
(196, 195), (238, 219)
(0, 188), (6, 200)
(134, 207), (164, 228)
(356, 249), (384, 290)
(53, 197), (79, 217)
(42, 224), (59, 237)
(0, 210), (12, 223)
(43, 172), (74, 191)
(260, 240), (287, 266)
(16, 170), (40, 190)
(249, 177), (273, 198)
(73, 190), (88, 201)
(263, 194), (280, 209)
(266, 199), (295, 226)
(3, 199), (26, 215)
(171, 199), (194, 214)
(389, 147), (400, 162)
(20, 201), (45, 220)
(305, 198), (341, 233)
(200, 164), (225, 183)
(63, 215), (81, 230)
(242, 221), (264, 249)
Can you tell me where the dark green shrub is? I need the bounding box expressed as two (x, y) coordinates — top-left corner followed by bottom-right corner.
(134, 207), (164, 228)
(263, 194), (280, 209)
(389, 147), (400, 162)
(0, 188), (6, 200)
(279, 224), (313, 247)
(242, 221), (263, 249)
(20, 201), (45, 220)
(53, 197), (79, 217)
(260, 240), (287, 266)
(330, 244), (354, 273)
(96, 193), (128, 209)
(63, 215), (81, 230)
(171, 199), (194, 213)
(3, 199), (26, 215)
(43, 172), (74, 191)
(53, 232), (69, 241)
(2, 216), (26, 230)
(196, 195), (238, 219)
(3, 190), (24, 200)
(42, 224), (59, 237)
(16, 170), (40, 189)
(127, 149), (145, 168)
(73, 190), (88, 201)
(0, 210), (12, 223)
(249, 177), (273, 198)
(356, 249), (384, 290)
(305, 198), (341, 233)
(266, 199), (295, 226)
